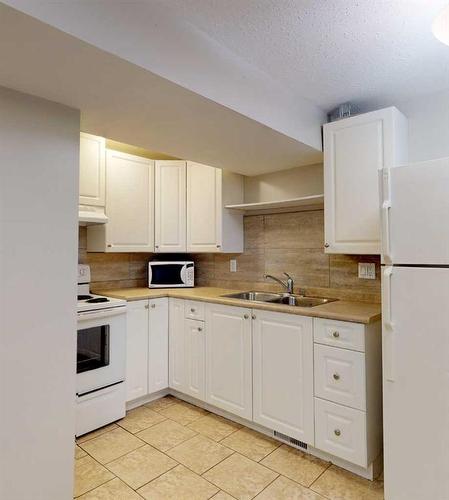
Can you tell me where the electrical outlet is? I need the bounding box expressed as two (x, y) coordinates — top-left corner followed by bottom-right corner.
(230, 259), (237, 272)
(358, 263), (376, 279)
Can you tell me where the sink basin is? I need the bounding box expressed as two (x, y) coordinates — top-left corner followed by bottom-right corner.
(221, 291), (337, 307)
(269, 296), (337, 307)
(222, 291), (283, 302)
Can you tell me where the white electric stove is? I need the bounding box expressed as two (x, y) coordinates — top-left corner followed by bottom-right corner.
(76, 264), (127, 437)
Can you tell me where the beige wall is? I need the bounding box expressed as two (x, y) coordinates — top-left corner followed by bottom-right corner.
(194, 209), (381, 303)
(0, 86), (79, 499)
(244, 163), (323, 203)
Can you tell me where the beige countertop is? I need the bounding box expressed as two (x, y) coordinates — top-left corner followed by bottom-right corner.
(94, 286), (381, 324)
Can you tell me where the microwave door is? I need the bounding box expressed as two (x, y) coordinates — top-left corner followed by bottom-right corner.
(149, 263), (184, 287)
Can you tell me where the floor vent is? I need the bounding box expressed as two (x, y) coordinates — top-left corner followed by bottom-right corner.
(273, 431), (308, 450)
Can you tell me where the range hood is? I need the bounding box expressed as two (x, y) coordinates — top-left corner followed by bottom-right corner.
(78, 205), (108, 226)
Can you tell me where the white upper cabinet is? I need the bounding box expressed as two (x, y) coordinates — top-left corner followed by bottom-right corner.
(79, 133), (105, 207)
(155, 160), (244, 253)
(155, 161), (187, 253)
(187, 162), (222, 253)
(323, 107), (407, 254)
(205, 303), (252, 420)
(252, 310), (314, 444)
(87, 150), (154, 252)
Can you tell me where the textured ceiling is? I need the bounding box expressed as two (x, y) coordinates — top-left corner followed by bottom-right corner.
(3, 0), (449, 173)
(6, 0), (449, 114)
(161, 0), (449, 110)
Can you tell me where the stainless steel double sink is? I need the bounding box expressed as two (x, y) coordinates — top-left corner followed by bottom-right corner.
(221, 291), (337, 308)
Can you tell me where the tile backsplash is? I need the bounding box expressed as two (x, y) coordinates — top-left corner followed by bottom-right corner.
(193, 210), (381, 303)
(79, 209), (380, 302)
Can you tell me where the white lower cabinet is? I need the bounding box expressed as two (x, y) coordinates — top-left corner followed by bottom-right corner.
(205, 303), (252, 419)
(314, 343), (366, 410)
(313, 318), (382, 468)
(252, 310), (314, 444)
(315, 398), (367, 467)
(168, 298), (186, 392)
(148, 298), (169, 394)
(126, 297), (382, 474)
(184, 319), (206, 400)
(126, 300), (149, 402)
(125, 298), (168, 403)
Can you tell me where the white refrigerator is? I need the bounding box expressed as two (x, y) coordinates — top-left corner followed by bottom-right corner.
(381, 157), (449, 500)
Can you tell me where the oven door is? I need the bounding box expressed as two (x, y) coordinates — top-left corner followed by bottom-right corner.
(76, 307), (126, 396)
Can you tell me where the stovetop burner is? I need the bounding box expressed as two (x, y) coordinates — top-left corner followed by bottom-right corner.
(78, 294), (93, 301)
(86, 297), (110, 304)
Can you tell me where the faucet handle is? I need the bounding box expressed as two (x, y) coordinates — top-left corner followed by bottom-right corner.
(283, 272), (293, 280)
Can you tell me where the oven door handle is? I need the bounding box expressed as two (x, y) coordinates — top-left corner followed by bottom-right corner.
(77, 307), (126, 321)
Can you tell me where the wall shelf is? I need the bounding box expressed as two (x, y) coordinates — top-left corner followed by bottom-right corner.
(225, 194), (324, 214)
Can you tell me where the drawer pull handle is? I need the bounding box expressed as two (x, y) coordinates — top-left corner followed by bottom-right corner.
(251, 314), (256, 320)
(334, 429), (341, 437)
(151, 304), (156, 309)
(145, 304), (149, 309)
(197, 327), (202, 332)
(332, 331), (340, 338)
(333, 373), (340, 381)
(190, 308), (195, 313)
(244, 314), (249, 319)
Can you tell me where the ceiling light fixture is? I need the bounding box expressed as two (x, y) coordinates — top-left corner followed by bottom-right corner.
(433, 5), (449, 45)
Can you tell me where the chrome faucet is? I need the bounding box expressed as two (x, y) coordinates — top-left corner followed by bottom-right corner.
(264, 273), (294, 295)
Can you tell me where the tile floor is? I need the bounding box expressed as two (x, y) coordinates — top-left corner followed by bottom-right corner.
(75, 396), (384, 499)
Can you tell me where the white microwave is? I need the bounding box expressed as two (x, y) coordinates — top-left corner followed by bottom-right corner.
(148, 261), (194, 288)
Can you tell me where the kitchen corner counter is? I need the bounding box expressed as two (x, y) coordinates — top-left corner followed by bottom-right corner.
(93, 286), (381, 324)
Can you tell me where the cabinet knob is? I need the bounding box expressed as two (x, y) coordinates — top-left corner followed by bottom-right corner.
(155, 245), (159, 249)
(251, 314), (256, 320)
(216, 244), (221, 248)
(332, 331), (340, 338)
(151, 303), (156, 308)
(244, 314), (249, 319)
(334, 429), (341, 437)
(198, 327), (202, 332)
(145, 304), (149, 309)
(190, 308), (195, 313)
(107, 244), (112, 248)
(333, 373), (340, 381)
(324, 243), (330, 248)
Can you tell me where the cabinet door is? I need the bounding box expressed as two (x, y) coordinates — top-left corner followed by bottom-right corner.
(148, 298), (169, 394)
(323, 107), (407, 255)
(253, 310), (314, 443)
(155, 161), (186, 252)
(184, 319), (206, 401)
(79, 133), (105, 207)
(126, 300), (149, 402)
(187, 162), (222, 252)
(168, 298), (186, 392)
(205, 303), (252, 419)
(105, 150), (154, 252)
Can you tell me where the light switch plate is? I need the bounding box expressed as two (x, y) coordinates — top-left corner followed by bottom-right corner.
(358, 262), (376, 279)
(230, 259), (237, 272)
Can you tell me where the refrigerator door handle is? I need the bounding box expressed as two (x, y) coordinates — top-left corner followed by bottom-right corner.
(382, 266), (395, 382)
(380, 168), (392, 264)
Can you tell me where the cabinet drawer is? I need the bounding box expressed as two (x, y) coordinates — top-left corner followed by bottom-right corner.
(185, 300), (205, 321)
(315, 398), (367, 467)
(314, 344), (366, 410)
(314, 318), (365, 352)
